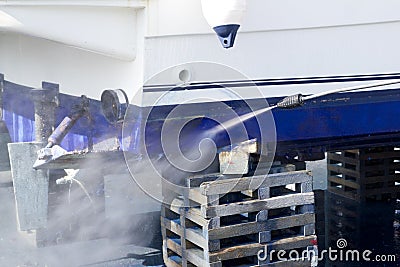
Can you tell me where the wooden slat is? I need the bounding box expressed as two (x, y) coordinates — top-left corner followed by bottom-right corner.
(329, 204), (358, 218)
(208, 213), (315, 240)
(208, 235), (316, 262)
(364, 174), (400, 184)
(266, 235), (316, 251)
(161, 216), (208, 249)
(328, 152), (358, 165)
(166, 238), (183, 257)
(187, 173), (232, 188)
(327, 165), (360, 179)
(163, 181), (209, 205)
(365, 186), (400, 197)
(203, 193), (314, 218)
(363, 162), (400, 172)
(164, 256), (182, 267)
(328, 176), (360, 189)
(185, 248), (208, 267)
(344, 149), (360, 155)
(166, 198), (208, 227)
(200, 171), (312, 196)
(359, 150), (400, 160)
(328, 186), (357, 201)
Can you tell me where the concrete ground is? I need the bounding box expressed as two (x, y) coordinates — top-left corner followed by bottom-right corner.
(0, 171), (164, 267)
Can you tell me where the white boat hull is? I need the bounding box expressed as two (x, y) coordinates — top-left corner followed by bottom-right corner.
(0, 0), (399, 100)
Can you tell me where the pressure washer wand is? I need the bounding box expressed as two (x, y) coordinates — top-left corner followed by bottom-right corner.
(211, 80), (400, 135)
(276, 80), (400, 109)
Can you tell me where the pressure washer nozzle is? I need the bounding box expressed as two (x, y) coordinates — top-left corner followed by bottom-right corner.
(277, 94), (304, 109)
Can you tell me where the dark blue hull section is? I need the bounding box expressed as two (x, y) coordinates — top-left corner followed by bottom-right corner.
(3, 80), (116, 151)
(3, 78), (400, 157)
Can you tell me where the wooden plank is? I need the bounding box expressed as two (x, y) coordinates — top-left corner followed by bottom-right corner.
(163, 181), (208, 205)
(328, 152), (359, 165)
(188, 188), (209, 205)
(168, 198), (209, 227)
(266, 235), (317, 251)
(329, 204), (358, 218)
(364, 174), (400, 184)
(164, 257), (182, 267)
(328, 176), (360, 189)
(209, 242), (264, 262)
(327, 165), (360, 179)
(204, 195), (221, 254)
(208, 213), (315, 240)
(256, 187), (271, 243)
(328, 186), (358, 201)
(203, 193), (314, 218)
(161, 217), (208, 250)
(187, 173), (232, 188)
(200, 171), (312, 196)
(359, 150), (400, 160)
(364, 162), (400, 172)
(365, 186), (400, 197)
(208, 235), (316, 262)
(166, 238), (183, 257)
(343, 149), (360, 155)
(185, 248), (209, 267)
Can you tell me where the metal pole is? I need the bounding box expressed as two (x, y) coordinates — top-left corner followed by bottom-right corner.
(31, 82), (59, 143)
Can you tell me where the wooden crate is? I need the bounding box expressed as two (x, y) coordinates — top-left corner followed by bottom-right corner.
(327, 147), (400, 202)
(161, 170), (316, 267)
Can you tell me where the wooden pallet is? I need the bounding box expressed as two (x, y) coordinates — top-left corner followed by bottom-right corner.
(327, 147), (400, 202)
(161, 170), (316, 267)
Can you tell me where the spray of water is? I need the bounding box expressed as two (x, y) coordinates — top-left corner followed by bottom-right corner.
(209, 106), (276, 135)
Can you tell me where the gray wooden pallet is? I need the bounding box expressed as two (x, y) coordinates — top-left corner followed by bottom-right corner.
(161, 170), (316, 267)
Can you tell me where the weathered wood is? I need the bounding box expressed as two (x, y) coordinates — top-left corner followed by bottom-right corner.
(359, 150), (400, 160)
(256, 187), (270, 244)
(327, 165), (360, 179)
(208, 213), (315, 240)
(200, 171), (312, 196)
(187, 173), (233, 188)
(328, 186), (358, 201)
(300, 181), (313, 193)
(219, 139), (258, 175)
(166, 199), (207, 227)
(162, 166), (316, 267)
(163, 181), (208, 205)
(161, 217), (208, 250)
(208, 235), (316, 263)
(328, 147), (400, 202)
(164, 257), (182, 267)
(203, 192), (314, 218)
(186, 248), (208, 267)
(328, 176), (360, 189)
(328, 152), (359, 165)
(204, 195), (220, 255)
